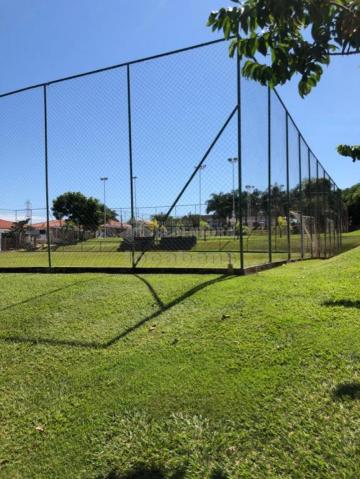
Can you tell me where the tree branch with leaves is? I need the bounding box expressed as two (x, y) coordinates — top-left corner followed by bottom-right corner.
(337, 144), (360, 161)
(207, 0), (360, 161)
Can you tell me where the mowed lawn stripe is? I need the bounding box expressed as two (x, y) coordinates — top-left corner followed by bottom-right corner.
(0, 248), (359, 478)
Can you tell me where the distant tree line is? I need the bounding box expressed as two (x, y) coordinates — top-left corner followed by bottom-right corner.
(150, 179), (342, 234)
(52, 192), (117, 233)
(342, 183), (360, 230)
(206, 178), (340, 228)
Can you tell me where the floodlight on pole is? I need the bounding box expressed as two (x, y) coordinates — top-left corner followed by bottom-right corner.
(194, 165), (206, 217)
(227, 157), (238, 219)
(132, 176), (138, 222)
(245, 184), (255, 225)
(100, 177), (108, 237)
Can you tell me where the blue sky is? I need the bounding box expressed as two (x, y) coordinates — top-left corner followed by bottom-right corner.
(0, 0), (358, 220)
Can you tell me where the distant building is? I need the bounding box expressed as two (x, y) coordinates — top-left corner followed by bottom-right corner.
(31, 219), (64, 243)
(0, 219), (14, 251)
(98, 220), (132, 237)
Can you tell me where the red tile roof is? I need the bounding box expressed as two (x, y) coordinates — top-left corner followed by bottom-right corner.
(103, 220), (131, 229)
(0, 219), (14, 230)
(32, 219), (64, 230)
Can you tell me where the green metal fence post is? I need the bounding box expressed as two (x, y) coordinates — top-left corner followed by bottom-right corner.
(43, 85), (52, 270)
(308, 148), (313, 257)
(236, 48), (244, 272)
(298, 133), (304, 259)
(267, 87), (272, 263)
(285, 112), (291, 261)
(127, 64), (135, 270)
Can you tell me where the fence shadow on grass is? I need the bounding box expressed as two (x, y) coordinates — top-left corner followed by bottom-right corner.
(0, 277), (102, 313)
(134, 274), (165, 310)
(101, 465), (228, 479)
(101, 465), (185, 479)
(0, 274), (233, 350)
(322, 299), (360, 309)
(333, 382), (360, 400)
(104, 274), (232, 347)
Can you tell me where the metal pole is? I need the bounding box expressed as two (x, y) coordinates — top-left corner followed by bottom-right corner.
(199, 168), (202, 217)
(285, 112), (291, 260)
(100, 177), (108, 238)
(228, 157), (238, 220)
(316, 160), (320, 257)
(196, 164), (206, 217)
(43, 85), (52, 270)
(337, 186), (341, 251)
(163, 107), (237, 221)
(323, 169), (327, 257)
(298, 133), (304, 259)
(333, 181), (338, 252)
(236, 49), (244, 271)
(127, 64), (135, 269)
(308, 148), (313, 257)
(133, 176), (138, 222)
(104, 181), (106, 235)
(267, 87), (272, 263)
(232, 161), (235, 217)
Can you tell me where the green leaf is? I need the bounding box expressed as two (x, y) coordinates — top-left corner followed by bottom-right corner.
(223, 16), (231, 39)
(229, 39), (238, 58)
(257, 36), (268, 56)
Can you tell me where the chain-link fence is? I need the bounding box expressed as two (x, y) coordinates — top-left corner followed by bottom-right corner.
(0, 39), (355, 272)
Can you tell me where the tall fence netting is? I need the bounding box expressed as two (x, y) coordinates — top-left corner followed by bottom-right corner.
(0, 40), (353, 272)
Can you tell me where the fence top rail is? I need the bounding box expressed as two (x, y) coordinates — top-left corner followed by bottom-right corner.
(0, 35), (338, 188)
(0, 37), (227, 99)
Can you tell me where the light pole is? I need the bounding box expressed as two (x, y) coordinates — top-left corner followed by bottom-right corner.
(100, 177), (108, 238)
(245, 184), (255, 226)
(132, 176), (138, 223)
(195, 165), (206, 217)
(227, 157), (238, 220)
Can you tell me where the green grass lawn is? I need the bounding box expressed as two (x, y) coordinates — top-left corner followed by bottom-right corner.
(55, 233), (310, 254)
(0, 247), (360, 478)
(2, 230), (357, 270)
(0, 250), (289, 269)
(341, 230), (360, 251)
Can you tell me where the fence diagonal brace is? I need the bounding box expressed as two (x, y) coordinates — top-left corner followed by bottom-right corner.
(134, 105), (238, 268)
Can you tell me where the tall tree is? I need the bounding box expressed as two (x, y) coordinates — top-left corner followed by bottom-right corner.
(207, 0), (360, 157)
(342, 183), (360, 228)
(52, 192), (117, 232)
(206, 192), (235, 223)
(9, 219), (30, 249)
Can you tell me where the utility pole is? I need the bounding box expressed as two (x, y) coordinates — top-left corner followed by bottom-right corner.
(100, 177), (108, 237)
(195, 165), (206, 217)
(132, 176), (138, 225)
(245, 185), (255, 226)
(227, 157), (238, 219)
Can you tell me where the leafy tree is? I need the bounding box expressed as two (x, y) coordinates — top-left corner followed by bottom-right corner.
(235, 221), (249, 235)
(206, 192), (236, 223)
(342, 182), (360, 228)
(60, 220), (77, 243)
(151, 213), (174, 225)
(199, 219), (210, 240)
(52, 192), (117, 232)
(181, 214), (201, 228)
(9, 219), (30, 248)
(208, 0), (360, 156)
(208, 0), (360, 95)
(337, 144), (360, 162)
(147, 219), (160, 232)
(277, 216), (287, 237)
